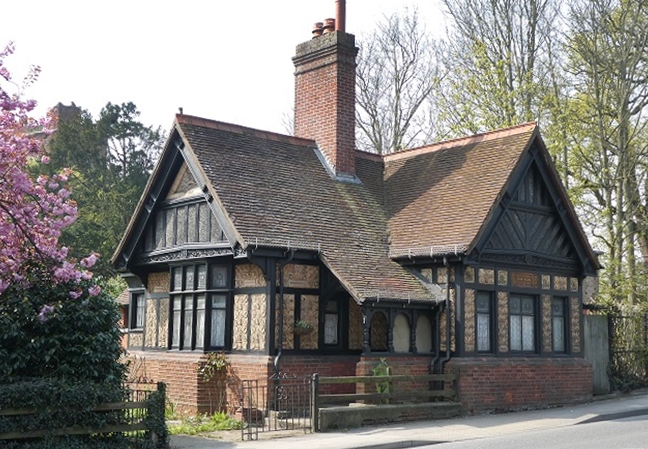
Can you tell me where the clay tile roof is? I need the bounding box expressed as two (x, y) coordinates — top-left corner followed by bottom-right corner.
(116, 288), (130, 305)
(168, 117), (549, 302)
(175, 115), (434, 303)
(384, 122), (538, 257)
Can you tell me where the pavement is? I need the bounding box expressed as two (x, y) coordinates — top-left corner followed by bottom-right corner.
(170, 390), (648, 449)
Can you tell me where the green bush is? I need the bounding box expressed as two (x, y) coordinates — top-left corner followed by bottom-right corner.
(0, 277), (125, 384)
(0, 275), (139, 447)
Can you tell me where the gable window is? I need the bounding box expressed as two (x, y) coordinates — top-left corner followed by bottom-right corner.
(552, 297), (567, 353)
(131, 292), (145, 329)
(143, 200), (226, 253)
(170, 263), (231, 351)
(476, 291), (493, 353)
(509, 294), (536, 352)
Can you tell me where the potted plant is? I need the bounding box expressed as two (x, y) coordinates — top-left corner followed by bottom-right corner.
(292, 320), (314, 336)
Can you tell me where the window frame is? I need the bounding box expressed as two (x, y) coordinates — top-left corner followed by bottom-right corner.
(551, 296), (568, 354)
(475, 291), (494, 353)
(323, 297), (341, 347)
(169, 263), (232, 351)
(318, 292), (350, 351)
(509, 294), (538, 353)
(130, 291), (146, 330)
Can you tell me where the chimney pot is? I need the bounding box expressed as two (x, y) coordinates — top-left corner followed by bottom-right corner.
(294, 14), (358, 178)
(323, 18), (335, 33)
(312, 22), (324, 38)
(335, 0), (346, 32)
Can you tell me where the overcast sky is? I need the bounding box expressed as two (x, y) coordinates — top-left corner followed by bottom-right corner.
(2, 0), (445, 134)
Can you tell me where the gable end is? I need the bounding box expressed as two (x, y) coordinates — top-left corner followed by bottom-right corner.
(471, 139), (597, 275)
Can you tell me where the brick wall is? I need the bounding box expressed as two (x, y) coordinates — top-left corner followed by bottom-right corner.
(126, 351), (276, 415)
(447, 357), (593, 413)
(356, 355), (435, 396)
(279, 354), (359, 394)
(126, 351), (204, 415)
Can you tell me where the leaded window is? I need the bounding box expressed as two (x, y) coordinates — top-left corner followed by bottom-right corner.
(169, 263), (231, 351)
(143, 199), (227, 252)
(131, 292), (145, 329)
(476, 291), (493, 353)
(509, 294), (536, 352)
(552, 297), (567, 353)
(324, 299), (340, 346)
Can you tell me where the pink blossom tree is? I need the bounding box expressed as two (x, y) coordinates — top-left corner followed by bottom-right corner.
(0, 42), (98, 295)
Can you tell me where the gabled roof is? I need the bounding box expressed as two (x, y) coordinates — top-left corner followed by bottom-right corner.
(175, 115), (433, 303)
(385, 123), (537, 257)
(382, 122), (599, 273)
(114, 116), (599, 303)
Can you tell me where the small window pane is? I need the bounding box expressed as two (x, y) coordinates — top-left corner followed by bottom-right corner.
(476, 292), (491, 352)
(172, 267), (183, 291)
(172, 297), (181, 347)
(552, 298), (566, 352)
(176, 206), (187, 245)
(187, 204), (198, 242)
(522, 316), (535, 351)
(210, 265), (228, 288)
(210, 294), (227, 347)
(510, 315), (522, 351)
(325, 300), (338, 313)
(477, 313), (490, 352)
(476, 294), (490, 313)
(197, 265), (207, 290)
(184, 266), (195, 291)
(522, 298), (534, 315)
(183, 296), (193, 348)
(553, 317), (565, 352)
(198, 203), (209, 241)
(211, 294), (227, 309)
(324, 313), (338, 344)
(196, 295), (206, 349)
(165, 209), (175, 246)
(135, 294), (145, 328)
(509, 297), (521, 314)
(155, 211), (165, 249)
(211, 308), (226, 347)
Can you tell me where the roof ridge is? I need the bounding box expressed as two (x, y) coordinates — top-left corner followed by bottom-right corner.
(175, 114), (316, 147)
(384, 121), (537, 162)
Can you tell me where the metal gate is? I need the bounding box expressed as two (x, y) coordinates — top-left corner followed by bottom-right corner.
(239, 372), (313, 441)
(608, 311), (648, 390)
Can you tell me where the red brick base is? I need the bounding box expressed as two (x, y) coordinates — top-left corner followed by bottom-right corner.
(356, 355), (435, 396)
(126, 352), (593, 415)
(446, 357), (593, 413)
(125, 351), (361, 414)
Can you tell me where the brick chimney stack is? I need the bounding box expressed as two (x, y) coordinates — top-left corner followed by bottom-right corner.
(293, 0), (358, 179)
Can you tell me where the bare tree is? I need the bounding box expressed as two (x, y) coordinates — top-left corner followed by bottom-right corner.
(438, 0), (561, 136)
(355, 7), (443, 154)
(567, 0), (648, 306)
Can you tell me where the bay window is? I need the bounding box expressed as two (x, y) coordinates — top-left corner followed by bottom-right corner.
(170, 263), (231, 350)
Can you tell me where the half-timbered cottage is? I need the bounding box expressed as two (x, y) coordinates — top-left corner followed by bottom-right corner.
(113, 3), (600, 414)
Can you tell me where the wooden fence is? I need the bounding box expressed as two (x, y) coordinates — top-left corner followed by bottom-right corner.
(0, 382), (165, 446)
(311, 373), (457, 431)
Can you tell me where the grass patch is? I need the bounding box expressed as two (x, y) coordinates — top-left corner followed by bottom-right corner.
(169, 411), (243, 435)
